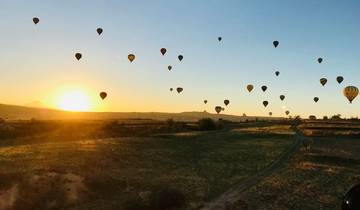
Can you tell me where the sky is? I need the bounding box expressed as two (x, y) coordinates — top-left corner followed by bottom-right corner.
(0, 0), (359, 118)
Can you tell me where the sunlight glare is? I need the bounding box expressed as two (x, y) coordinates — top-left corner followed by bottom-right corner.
(56, 90), (91, 111)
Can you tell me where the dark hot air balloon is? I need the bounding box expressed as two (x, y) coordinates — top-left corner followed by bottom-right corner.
(218, 37), (222, 42)
(285, 110), (290, 115)
(160, 48), (167, 56)
(176, 87), (183, 93)
(318, 58), (323, 64)
(128, 54), (135, 62)
(314, 97), (319, 103)
(280, 95), (285, 101)
(269, 112), (273, 116)
(96, 28), (103, 35)
(263, 101), (269, 107)
(337, 76), (344, 84)
(224, 99), (230, 106)
(178, 55), (183, 61)
(75, 53), (82, 61)
(247, 85), (254, 92)
(261, 85), (267, 92)
(100, 92), (107, 100)
(320, 78), (327, 86)
(204, 100), (207, 104)
(168, 66), (172, 71)
(170, 88), (173, 92)
(215, 106), (222, 114)
(273, 41), (279, 48)
(275, 71), (280, 76)
(33, 17), (39, 24)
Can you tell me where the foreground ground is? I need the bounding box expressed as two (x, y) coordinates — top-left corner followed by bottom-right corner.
(0, 120), (293, 210)
(0, 120), (359, 210)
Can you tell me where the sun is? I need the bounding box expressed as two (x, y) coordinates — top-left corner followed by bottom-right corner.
(56, 90), (92, 112)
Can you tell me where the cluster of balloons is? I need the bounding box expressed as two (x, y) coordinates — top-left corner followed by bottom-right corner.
(32, 18), (358, 115)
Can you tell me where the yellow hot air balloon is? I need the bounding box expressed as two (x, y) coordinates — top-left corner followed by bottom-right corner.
(128, 54), (135, 62)
(343, 86), (359, 103)
(247, 84), (254, 92)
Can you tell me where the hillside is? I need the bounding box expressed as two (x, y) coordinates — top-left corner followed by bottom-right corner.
(0, 104), (275, 121)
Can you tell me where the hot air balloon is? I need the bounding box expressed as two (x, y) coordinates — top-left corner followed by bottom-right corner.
(269, 112), (273, 116)
(222, 107), (225, 111)
(263, 101), (268, 107)
(176, 87), (183, 93)
(128, 54), (135, 62)
(32, 17), (39, 24)
(247, 85), (254, 92)
(320, 78), (327, 86)
(168, 66), (172, 71)
(170, 88), (173, 92)
(314, 97), (319, 103)
(280, 95), (285, 101)
(273, 41), (279, 48)
(178, 55), (183, 61)
(318, 58), (323, 64)
(100, 92), (107, 100)
(160, 48), (167, 56)
(275, 71), (280, 76)
(285, 110), (290, 115)
(204, 100), (207, 104)
(96, 28), (103, 35)
(218, 37), (222, 42)
(224, 99), (230, 106)
(75, 53), (82, 61)
(215, 106), (222, 114)
(337, 76), (344, 84)
(343, 86), (359, 103)
(261, 85), (267, 92)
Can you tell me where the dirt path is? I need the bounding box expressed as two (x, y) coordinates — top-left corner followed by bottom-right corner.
(200, 125), (305, 210)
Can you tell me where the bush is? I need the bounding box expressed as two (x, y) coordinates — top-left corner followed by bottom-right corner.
(198, 118), (217, 131)
(150, 186), (186, 210)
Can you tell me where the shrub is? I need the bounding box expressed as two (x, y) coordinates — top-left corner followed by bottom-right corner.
(198, 118), (217, 131)
(150, 186), (186, 210)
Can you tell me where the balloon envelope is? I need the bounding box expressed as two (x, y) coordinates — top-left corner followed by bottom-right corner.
(263, 101), (269, 107)
(224, 99), (230, 106)
(314, 97), (319, 103)
(320, 78), (327, 86)
(273, 41), (279, 48)
(261, 86), (267, 92)
(280, 95), (285, 101)
(168, 66), (172, 71)
(160, 48), (167, 56)
(170, 88), (173, 92)
(75, 53), (82, 61)
(275, 71), (280, 76)
(215, 106), (222, 114)
(343, 86), (359, 103)
(337, 76), (344, 84)
(247, 85), (254, 92)
(285, 111), (290, 115)
(178, 55), (183, 61)
(176, 87), (183, 93)
(100, 92), (107, 100)
(318, 58), (323, 63)
(128, 54), (135, 62)
(33, 17), (39, 24)
(204, 100), (207, 104)
(96, 28), (103, 35)
(218, 37), (222, 42)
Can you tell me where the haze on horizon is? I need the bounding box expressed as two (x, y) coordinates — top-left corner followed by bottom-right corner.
(0, 0), (359, 118)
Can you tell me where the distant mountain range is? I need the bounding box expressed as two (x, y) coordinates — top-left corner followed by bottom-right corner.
(0, 104), (276, 121)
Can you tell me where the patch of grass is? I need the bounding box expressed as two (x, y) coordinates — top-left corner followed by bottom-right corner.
(239, 137), (360, 210)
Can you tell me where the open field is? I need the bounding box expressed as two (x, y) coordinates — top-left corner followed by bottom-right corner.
(0, 119), (359, 210)
(237, 125), (360, 210)
(0, 120), (294, 210)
